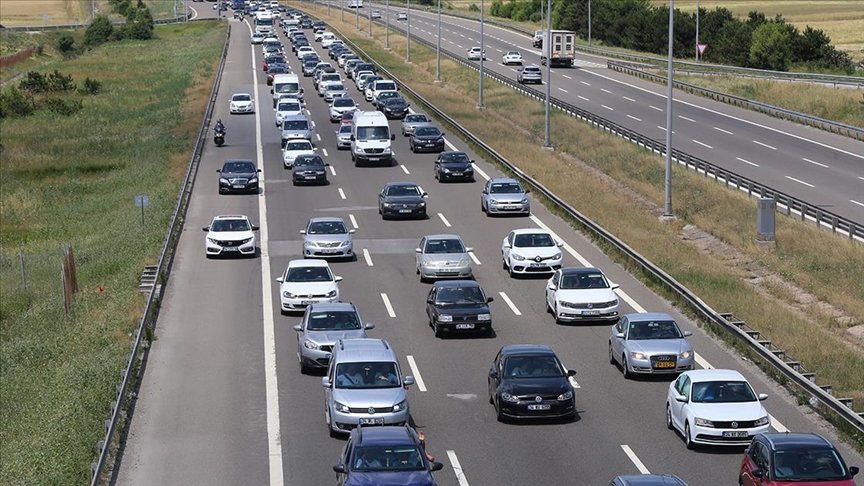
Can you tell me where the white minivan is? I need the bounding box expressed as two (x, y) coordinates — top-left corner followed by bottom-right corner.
(351, 111), (395, 167)
(271, 73), (303, 108)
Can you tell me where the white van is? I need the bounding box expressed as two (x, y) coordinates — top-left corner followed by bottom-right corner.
(365, 79), (397, 102)
(255, 12), (274, 36)
(351, 111), (395, 167)
(271, 73), (303, 108)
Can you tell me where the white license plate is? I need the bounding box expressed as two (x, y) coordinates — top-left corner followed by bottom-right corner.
(529, 263), (545, 267)
(451, 172), (463, 176)
(582, 310), (600, 315)
(723, 431), (749, 438)
(305, 176), (317, 180)
(359, 418), (384, 425)
(367, 157), (380, 161)
(455, 323), (475, 329)
(300, 300), (318, 305)
(321, 249), (338, 254)
(222, 247), (239, 252)
(233, 185), (245, 189)
(528, 404), (550, 410)
(398, 209), (412, 213)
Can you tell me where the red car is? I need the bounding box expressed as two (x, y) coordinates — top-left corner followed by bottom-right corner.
(339, 111), (356, 125)
(740, 433), (859, 486)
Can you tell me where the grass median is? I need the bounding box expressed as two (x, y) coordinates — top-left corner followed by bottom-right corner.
(0, 19), (225, 485)
(306, 6), (864, 420)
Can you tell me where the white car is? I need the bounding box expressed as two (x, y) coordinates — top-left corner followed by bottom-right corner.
(229, 93), (255, 114)
(315, 30), (333, 41)
(502, 51), (523, 65)
(354, 71), (374, 89)
(276, 259), (342, 314)
(275, 99), (304, 127)
(282, 139), (316, 168)
(296, 46), (316, 59)
(203, 215), (259, 258)
(544, 267), (620, 324)
(321, 35), (338, 48)
(467, 47), (486, 61)
(501, 228), (563, 277)
(329, 97), (357, 122)
(666, 369), (770, 449)
(396, 11), (408, 20)
(251, 33), (265, 44)
(370, 9), (381, 19)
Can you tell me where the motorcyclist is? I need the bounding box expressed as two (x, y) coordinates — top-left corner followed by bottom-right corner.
(214, 119), (226, 134)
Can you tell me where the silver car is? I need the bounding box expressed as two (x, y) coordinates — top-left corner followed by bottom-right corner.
(415, 234), (474, 282)
(300, 217), (355, 260)
(517, 64), (543, 84)
(323, 83), (348, 102)
(335, 123), (352, 150)
(400, 113), (433, 136)
(481, 178), (530, 216)
(292, 302), (374, 374)
(281, 114), (314, 146)
(609, 313), (695, 379)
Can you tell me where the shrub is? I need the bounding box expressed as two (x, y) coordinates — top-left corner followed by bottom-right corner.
(749, 21), (792, 71)
(43, 97), (84, 116)
(80, 78), (102, 95)
(18, 71), (48, 94)
(0, 87), (35, 118)
(56, 35), (75, 56)
(47, 70), (76, 92)
(469, 3), (480, 12)
(85, 15), (113, 46)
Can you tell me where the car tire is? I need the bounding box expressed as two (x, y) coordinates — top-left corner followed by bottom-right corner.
(300, 360), (310, 375)
(327, 410), (339, 438)
(684, 422), (695, 450)
(622, 355), (631, 379)
(608, 343), (616, 364)
(666, 404), (674, 430)
(433, 321), (442, 338)
(508, 262), (515, 279)
(495, 398), (506, 423)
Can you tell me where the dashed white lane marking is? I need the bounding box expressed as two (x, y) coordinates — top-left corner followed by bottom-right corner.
(498, 292), (522, 316)
(852, 200), (864, 208)
(349, 214), (358, 229)
(468, 251), (481, 265)
(753, 140), (777, 150)
(363, 248), (373, 266)
(650, 105), (663, 112)
(657, 126), (674, 133)
(338, 187), (346, 199)
(322, 148), (329, 157)
(601, 88), (611, 93)
(786, 176), (814, 188)
(713, 127), (733, 135)
(627, 115), (642, 122)
(737, 157), (759, 167)
(406, 355), (428, 392)
(623, 96), (636, 102)
(678, 115), (696, 122)
(438, 213), (452, 227)
(401, 164), (411, 174)
(329, 165), (337, 176)
(578, 95), (589, 102)
(859, 177), (864, 181)
(562, 74), (572, 79)
(580, 81), (590, 86)
(601, 104), (613, 111)
(311, 121), (316, 128)
(381, 293), (396, 317)
(316, 133), (321, 141)
(692, 139), (713, 149)
(447, 451), (470, 486)
(802, 157), (829, 168)
(621, 445), (650, 474)
(558, 87), (569, 93)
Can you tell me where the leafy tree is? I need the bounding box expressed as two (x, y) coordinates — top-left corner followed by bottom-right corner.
(56, 35), (76, 56)
(749, 21), (792, 70)
(84, 15), (113, 46)
(0, 87), (35, 118)
(713, 18), (752, 66)
(795, 26), (831, 63)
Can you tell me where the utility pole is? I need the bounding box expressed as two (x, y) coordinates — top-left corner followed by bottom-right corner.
(543, 0), (552, 148)
(663, 0), (675, 218)
(406, 0), (411, 62)
(478, 0), (484, 107)
(435, 0), (441, 81)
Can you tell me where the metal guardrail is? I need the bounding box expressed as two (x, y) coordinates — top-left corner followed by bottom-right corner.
(609, 61), (864, 141)
(88, 21), (231, 486)
(0, 13), (193, 31)
(321, 16), (864, 435)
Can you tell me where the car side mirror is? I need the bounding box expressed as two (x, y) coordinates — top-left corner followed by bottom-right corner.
(547, 283), (556, 290)
(332, 464), (345, 473)
(422, 193), (428, 198)
(481, 190), (487, 195)
(849, 466), (859, 477)
(486, 296), (494, 303)
(292, 324), (302, 332)
(751, 468), (763, 479)
(276, 277), (284, 283)
(431, 462), (444, 472)
(615, 332), (625, 339)
(674, 394), (688, 403)
(202, 227), (210, 232)
(503, 242), (511, 248)
(557, 241), (564, 247)
(757, 393), (768, 401)
(349, 229), (356, 234)
(390, 134), (396, 140)
(252, 225), (260, 231)
(611, 283), (620, 290)
(350, 135), (356, 141)
(216, 169), (221, 173)
(683, 330), (693, 337)
(364, 323), (375, 330)
(427, 297), (434, 304)
(466, 247), (474, 253)
(335, 276), (343, 282)
(403, 376), (415, 386)
(258, 168), (262, 172)
(321, 377), (331, 388)
(299, 230), (306, 235)
(300, 88), (304, 93)
(270, 89), (274, 94)
(415, 248), (422, 253)
(567, 369), (577, 377)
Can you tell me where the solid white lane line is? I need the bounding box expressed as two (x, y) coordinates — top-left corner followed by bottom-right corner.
(401, 164), (411, 174)
(753, 140), (776, 150)
(329, 165), (336, 176)
(615, 288), (646, 313)
(363, 248), (373, 266)
(338, 187), (346, 199)
(802, 157), (829, 168)
(529, 215), (591, 266)
(406, 355), (428, 392)
(852, 200), (864, 208)
(621, 445), (650, 474)
(678, 115), (695, 122)
(381, 293), (396, 318)
(468, 251), (482, 265)
(578, 95), (590, 102)
(498, 292), (522, 316)
(692, 139), (713, 149)
(438, 213), (452, 227)
(694, 354), (713, 369)
(737, 157), (759, 167)
(713, 127), (733, 135)
(562, 74), (572, 79)
(601, 88), (611, 93)
(785, 176), (815, 188)
(322, 148), (329, 157)
(580, 81), (590, 86)
(349, 214), (358, 229)
(650, 105), (663, 111)
(472, 163), (490, 180)
(623, 96), (636, 102)
(601, 104), (613, 111)
(447, 451), (470, 486)
(627, 115), (642, 122)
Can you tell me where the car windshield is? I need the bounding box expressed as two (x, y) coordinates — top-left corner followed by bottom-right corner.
(385, 185), (421, 197)
(504, 356), (565, 378)
(285, 265), (333, 282)
(308, 221), (348, 235)
(356, 126), (389, 141)
(385, 98), (405, 107)
(560, 272), (610, 290)
(339, 125), (352, 134)
(415, 127), (440, 137)
(405, 114), (428, 123)
(285, 141), (311, 151)
(435, 286), (485, 304)
(439, 152), (470, 164)
(513, 233), (554, 247)
(211, 219), (250, 232)
(222, 162), (255, 173)
(489, 182), (523, 194)
(268, 66), (287, 74)
(425, 238), (464, 254)
(307, 310), (361, 330)
(278, 102), (301, 112)
(294, 155), (323, 166)
(773, 449), (848, 481)
(304, 60), (317, 67)
(690, 380), (757, 403)
(352, 446), (425, 472)
(507, 51), (519, 56)
(232, 94), (251, 101)
(376, 82), (396, 91)
(627, 319), (682, 340)
(333, 98), (355, 108)
(525, 67), (541, 73)
(275, 83), (300, 93)
(327, 84), (345, 91)
(283, 120), (309, 130)
(377, 92), (397, 101)
(335, 362), (400, 389)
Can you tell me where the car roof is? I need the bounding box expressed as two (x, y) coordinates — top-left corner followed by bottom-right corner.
(500, 344), (556, 357)
(309, 217), (346, 224)
(438, 150), (467, 157)
(624, 312), (676, 322)
(424, 234), (462, 241)
(223, 159), (255, 165)
(306, 302), (357, 313)
(524, 64), (541, 69)
(287, 258), (331, 268)
(684, 368), (746, 382)
(560, 267), (603, 276)
(511, 228), (553, 236)
(433, 279), (481, 289)
(384, 181), (419, 188)
(352, 425), (418, 446)
(489, 177), (522, 185)
(283, 114), (310, 121)
(759, 432), (835, 451)
(335, 338), (395, 362)
(613, 475), (688, 485)
(213, 214), (249, 221)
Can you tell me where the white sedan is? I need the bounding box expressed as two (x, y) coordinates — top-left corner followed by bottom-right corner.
(370, 9), (381, 19)
(203, 215), (259, 258)
(276, 259), (342, 314)
(275, 98), (304, 127)
(545, 267), (620, 324)
(501, 228), (563, 277)
(667, 369), (770, 449)
(282, 140), (316, 168)
(229, 93), (255, 114)
(502, 51), (523, 65)
(396, 11), (408, 20)
(329, 97), (357, 122)
(251, 33), (265, 44)
(467, 47), (486, 61)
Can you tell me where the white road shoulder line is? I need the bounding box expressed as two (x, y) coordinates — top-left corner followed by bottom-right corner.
(438, 213), (452, 227)
(785, 176), (814, 188)
(621, 445), (650, 474)
(381, 293), (396, 317)
(406, 355), (428, 392)
(447, 450), (470, 486)
(498, 292), (522, 316)
(349, 214), (358, 229)
(362, 248), (373, 266)
(614, 288), (645, 313)
(472, 163), (490, 181)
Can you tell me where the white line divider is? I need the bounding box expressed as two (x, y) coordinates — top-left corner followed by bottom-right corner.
(338, 187), (346, 199)
(401, 164), (411, 174)
(349, 214), (358, 229)
(620, 445), (650, 474)
(362, 248), (373, 266)
(381, 293), (396, 318)
(498, 292), (522, 316)
(447, 451), (470, 486)
(438, 213), (452, 227)
(322, 148), (329, 157)
(329, 165), (337, 176)
(316, 133), (321, 141)
(468, 251), (481, 265)
(406, 355), (427, 392)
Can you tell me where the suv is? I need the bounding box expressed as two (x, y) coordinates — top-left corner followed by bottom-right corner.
(333, 425), (445, 485)
(293, 302), (373, 374)
(740, 433), (860, 486)
(322, 339), (415, 437)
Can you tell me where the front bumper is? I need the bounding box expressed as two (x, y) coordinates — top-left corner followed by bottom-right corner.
(420, 264), (473, 279)
(554, 305), (619, 323)
(520, 76), (542, 84)
(303, 243), (353, 258)
(330, 407), (410, 434)
(487, 201), (530, 214)
(691, 423), (770, 446)
(205, 240), (255, 256)
(381, 205), (426, 218)
(498, 397), (575, 419)
(218, 181), (258, 193)
(413, 141), (445, 153)
(436, 318), (491, 334)
(626, 354), (694, 374)
(508, 258), (562, 274)
(383, 110), (408, 119)
(336, 137), (352, 149)
(230, 104), (254, 114)
(355, 152), (393, 165)
(280, 294), (339, 312)
(293, 171), (327, 184)
(437, 169), (474, 180)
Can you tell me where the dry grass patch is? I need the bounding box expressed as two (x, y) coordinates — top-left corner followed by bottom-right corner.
(0, 0), (88, 26)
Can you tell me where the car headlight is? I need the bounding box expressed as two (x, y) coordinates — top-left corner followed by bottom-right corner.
(465, 167), (473, 171)
(559, 301), (577, 309)
(283, 291), (297, 298)
(629, 352), (646, 360)
(249, 177), (258, 184)
(325, 290), (337, 298)
(442, 168), (451, 173)
(501, 393), (519, 403)
(553, 252), (562, 260)
(679, 350), (693, 359)
(382, 147), (391, 154)
(459, 259), (470, 266)
(438, 315), (453, 322)
(392, 399), (408, 412)
(418, 202), (425, 207)
(219, 177), (229, 184)
(382, 202), (392, 208)
(477, 313), (491, 321)
(240, 237), (253, 245)
(207, 238), (219, 245)
(303, 340), (320, 350)
(694, 417), (714, 428)
(511, 254), (525, 261)
(489, 199), (498, 204)
(557, 390), (573, 401)
(340, 240), (351, 247)
(610, 299), (619, 307)
(334, 401), (350, 413)
(520, 198), (529, 204)
(754, 416), (769, 427)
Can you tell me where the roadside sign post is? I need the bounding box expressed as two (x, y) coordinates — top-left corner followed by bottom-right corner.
(135, 195), (149, 227)
(697, 43), (708, 62)
(42, 14), (49, 31)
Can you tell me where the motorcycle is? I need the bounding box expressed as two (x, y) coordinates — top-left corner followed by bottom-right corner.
(214, 128), (226, 147)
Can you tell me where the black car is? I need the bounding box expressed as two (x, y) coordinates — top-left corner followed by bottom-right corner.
(426, 280), (494, 337)
(381, 98), (410, 119)
(292, 154), (328, 185)
(409, 126), (445, 154)
(378, 182), (427, 220)
(353, 62), (376, 76)
(301, 18), (313, 29)
(217, 159), (260, 194)
(434, 151), (475, 182)
(293, 39), (310, 52)
(312, 20), (326, 30)
(374, 91), (401, 111)
(488, 345), (577, 422)
(301, 59), (319, 76)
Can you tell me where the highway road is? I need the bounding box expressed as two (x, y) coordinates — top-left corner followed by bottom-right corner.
(114, 9), (864, 486)
(349, 2), (864, 225)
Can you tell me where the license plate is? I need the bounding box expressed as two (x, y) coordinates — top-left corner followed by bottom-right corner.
(529, 263), (545, 267)
(222, 247), (239, 252)
(300, 300), (318, 305)
(322, 249), (338, 254)
(367, 157), (380, 161)
(455, 323), (474, 329)
(233, 185), (245, 189)
(723, 431), (749, 438)
(528, 404), (550, 410)
(305, 176), (317, 180)
(359, 418), (384, 425)
(654, 361), (675, 368)
(451, 172), (463, 176)
(399, 209), (412, 213)
(582, 310), (600, 315)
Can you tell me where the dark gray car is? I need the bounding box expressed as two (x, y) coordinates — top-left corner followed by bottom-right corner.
(378, 182), (428, 220)
(410, 126), (445, 153)
(426, 280), (493, 337)
(434, 151), (475, 182)
(217, 159), (261, 194)
(292, 154), (328, 185)
(381, 97), (410, 119)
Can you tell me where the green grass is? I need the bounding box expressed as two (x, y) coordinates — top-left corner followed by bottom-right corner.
(0, 19), (225, 485)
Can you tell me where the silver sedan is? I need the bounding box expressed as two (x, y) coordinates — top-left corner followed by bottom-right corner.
(609, 313), (695, 379)
(300, 217), (355, 260)
(400, 113), (433, 136)
(415, 234), (474, 282)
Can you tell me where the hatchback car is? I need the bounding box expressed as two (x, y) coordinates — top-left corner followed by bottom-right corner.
(373, 90), (401, 110)
(481, 178), (530, 216)
(426, 280), (493, 337)
(667, 369), (770, 449)
(434, 151), (474, 181)
(545, 267), (620, 324)
(251, 33), (265, 44)
(610, 475), (689, 486)
(401, 113), (432, 136)
(329, 97), (357, 122)
(370, 9), (381, 18)
(282, 139), (316, 168)
(467, 46), (486, 60)
(301, 58), (319, 76)
(281, 115), (314, 146)
(300, 217), (354, 259)
(276, 259), (342, 314)
(415, 234), (473, 282)
(333, 425), (444, 485)
(335, 124), (353, 149)
(502, 228), (563, 277)
(229, 93), (254, 114)
(292, 153), (328, 185)
(502, 51), (523, 65)
(378, 182), (428, 220)
(274, 98), (303, 127)
(397, 11), (408, 20)
(217, 159), (260, 194)
(323, 83), (348, 102)
(293, 302), (372, 374)
(610, 313), (695, 378)
(517, 64), (543, 84)
(488, 345), (577, 421)
(740, 433), (859, 486)
(407, 126), (445, 154)
(203, 215), (259, 258)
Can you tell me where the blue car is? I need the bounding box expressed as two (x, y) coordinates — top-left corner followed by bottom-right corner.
(333, 425), (444, 486)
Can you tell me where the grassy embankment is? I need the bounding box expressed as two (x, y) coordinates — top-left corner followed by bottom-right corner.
(0, 19), (225, 485)
(305, 5), (864, 421)
(0, 0), (185, 25)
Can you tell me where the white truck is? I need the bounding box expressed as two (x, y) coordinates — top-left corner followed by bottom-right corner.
(348, 0), (363, 7)
(540, 30), (576, 68)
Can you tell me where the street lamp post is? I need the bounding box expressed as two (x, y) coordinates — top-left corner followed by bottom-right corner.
(385, 0), (390, 49)
(478, 0), (484, 108)
(341, 0), (345, 22)
(695, 0), (700, 62)
(435, 0), (441, 81)
(663, 0), (675, 217)
(406, 0), (411, 62)
(368, 3), (372, 37)
(356, 0), (359, 30)
(543, 0), (552, 148)
(588, 0), (592, 47)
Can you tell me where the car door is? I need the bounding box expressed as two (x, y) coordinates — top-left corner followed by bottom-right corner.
(670, 374), (690, 430)
(740, 440), (767, 486)
(481, 180), (491, 209)
(416, 237), (426, 270)
(336, 437), (352, 485)
(297, 310), (309, 353)
(502, 231), (514, 263)
(610, 316), (628, 363)
(488, 349), (503, 399)
(433, 155), (441, 175)
(546, 270), (560, 311)
(378, 189), (386, 210)
(426, 287), (437, 323)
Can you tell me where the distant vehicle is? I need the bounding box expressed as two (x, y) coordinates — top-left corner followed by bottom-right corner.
(276, 259), (342, 314)
(502, 51), (523, 65)
(282, 139), (316, 169)
(397, 11), (408, 20)
(335, 123), (353, 149)
(545, 267), (621, 324)
(300, 217), (355, 259)
(348, 0), (363, 7)
(426, 280), (492, 337)
(292, 154), (328, 186)
(501, 228), (563, 277)
(275, 99), (303, 127)
(329, 97), (357, 122)
(370, 9), (381, 19)
(202, 215), (259, 258)
(541, 30), (576, 67)
(609, 313), (695, 377)
(352, 111), (395, 166)
(378, 182), (427, 219)
(467, 46), (486, 61)
(281, 114), (314, 146)
(517, 65), (542, 84)
(415, 234), (474, 282)
(532, 29), (544, 48)
(480, 178), (530, 216)
(251, 33), (265, 44)
(410, 126), (445, 154)
(740, 433), (860, 486)
(433, 151), (474, 181)
(216, 159), (260, 194)
(380, 97), (410, 119)
(293, 302), (371, 374)
(401, 113), (433, 136)
(229, 93), (254, 114)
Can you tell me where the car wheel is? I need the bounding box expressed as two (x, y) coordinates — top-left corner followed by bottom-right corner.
(327, 410), (339, 438)
(508, 261), (515, 278)
(666, 404), (674, 430)
(495, 397), (506, 423)
(433, 321), (442, 338)
(554, 305), (563, 325)
(300, 360), (310, 375)
(684, 422), (695, 450)
(622, 355), (631, 379)
(608, 343), (616, 364)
